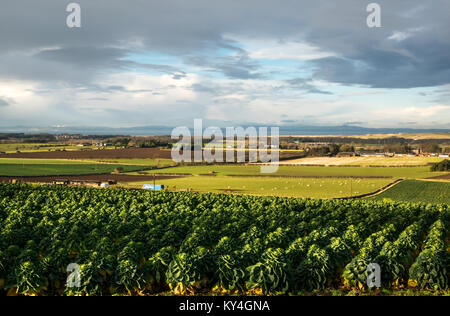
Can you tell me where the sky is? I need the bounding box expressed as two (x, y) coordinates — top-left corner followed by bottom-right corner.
(0, 0), (449, 129)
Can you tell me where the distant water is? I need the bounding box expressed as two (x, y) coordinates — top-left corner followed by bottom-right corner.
(1, 125), (449, 136)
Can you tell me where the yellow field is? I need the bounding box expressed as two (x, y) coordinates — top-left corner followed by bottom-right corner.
(285, 133), (450, 140)
(279, 156), (443, 166)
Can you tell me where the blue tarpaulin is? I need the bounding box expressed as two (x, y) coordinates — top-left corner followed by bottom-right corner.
(142, 184), (165, 191)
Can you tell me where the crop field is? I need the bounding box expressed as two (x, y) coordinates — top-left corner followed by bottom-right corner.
(0, 158), (174, 168)
(142, 164), (442, 179)
(0, 158), (96, 165)
(280, 156), (443, 166)
(357, 132), (450, 140)
(0, 148), (173, 160)
(0, 184), (448, 296)
(126, 176), (393, 199)
(371, 180), (450, 205)
(83, 158), (175, 167)
(0, 163), (147, 177)
(0, 143), (97, 153)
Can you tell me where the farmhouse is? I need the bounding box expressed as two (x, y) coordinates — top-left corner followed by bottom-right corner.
(359, 151), (385, 157)
(53, 179), (70, 185)
(52, 179), (117, 187)
(95, 142), (113, 147)
(337, 152), (358, 157)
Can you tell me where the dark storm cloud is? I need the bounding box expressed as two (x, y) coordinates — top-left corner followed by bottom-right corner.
(1, 0), (449, 88)
(286, 78), (333, 95)
(36, 47), (127, 68)
(185, 53), (262, 79)
(311, 44), (450, 89)
(1, 46), (186, 83)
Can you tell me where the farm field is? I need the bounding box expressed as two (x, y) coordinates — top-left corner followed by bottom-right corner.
(428, 174), (450, 181)
(371, 180), (450, 204)
(126, 176), (393, 199)
(83, 158), (175, 167)
(0, 163), (148, 177)
(0, 158), (97, 165)
(0, 156), (447, 201)
(0, 143), (97, 153)
(279, 156), (443, 166)
(0, 158), (174, 168)
(139, 164), (443, 179)
(0, 174), (183, 184)
(356, 132), (450, 140)
(0, 148), (173, 160)
(0, 184), (448, 296)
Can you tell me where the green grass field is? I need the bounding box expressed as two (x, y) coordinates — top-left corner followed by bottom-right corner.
(370, 180), (450, 204)
(0, 143), (97, 153)
(125, 175), (393, 199)
(136, 164), (443, 179)
(1, 157), (447, 203)
(0, 163), (148, 177)
(0, 158), (97, 164)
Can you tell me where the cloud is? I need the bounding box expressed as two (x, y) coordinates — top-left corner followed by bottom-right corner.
(376, 105), (450, 119)
(0, 0), (449, 128)
(286, 78), (333, 95)
(0, 98), (10, 107)
(225, 36), (335, 61)
(184, 52), (262, 79)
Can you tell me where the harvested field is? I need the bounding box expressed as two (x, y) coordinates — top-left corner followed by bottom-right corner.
(279, 156), (442, 166)
(427, 174), (450, 180)
(0, 148), (173, 160)
(0, 148), (300, 161)
(0, 174), (183, 184)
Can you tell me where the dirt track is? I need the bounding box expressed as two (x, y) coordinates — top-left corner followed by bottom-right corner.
(0, 174), (183, 184)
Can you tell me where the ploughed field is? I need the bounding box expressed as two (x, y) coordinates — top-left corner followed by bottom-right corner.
(0, 148), (173, 160)
(0, 148), (301, 161)
(0, 184), (448, 296)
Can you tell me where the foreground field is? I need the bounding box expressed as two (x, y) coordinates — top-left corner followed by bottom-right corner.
(371, 180), (450, 204)
(0, 184), (448, 296)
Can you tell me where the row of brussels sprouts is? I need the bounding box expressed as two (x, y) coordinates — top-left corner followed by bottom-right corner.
(0, 183), (448, 295)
